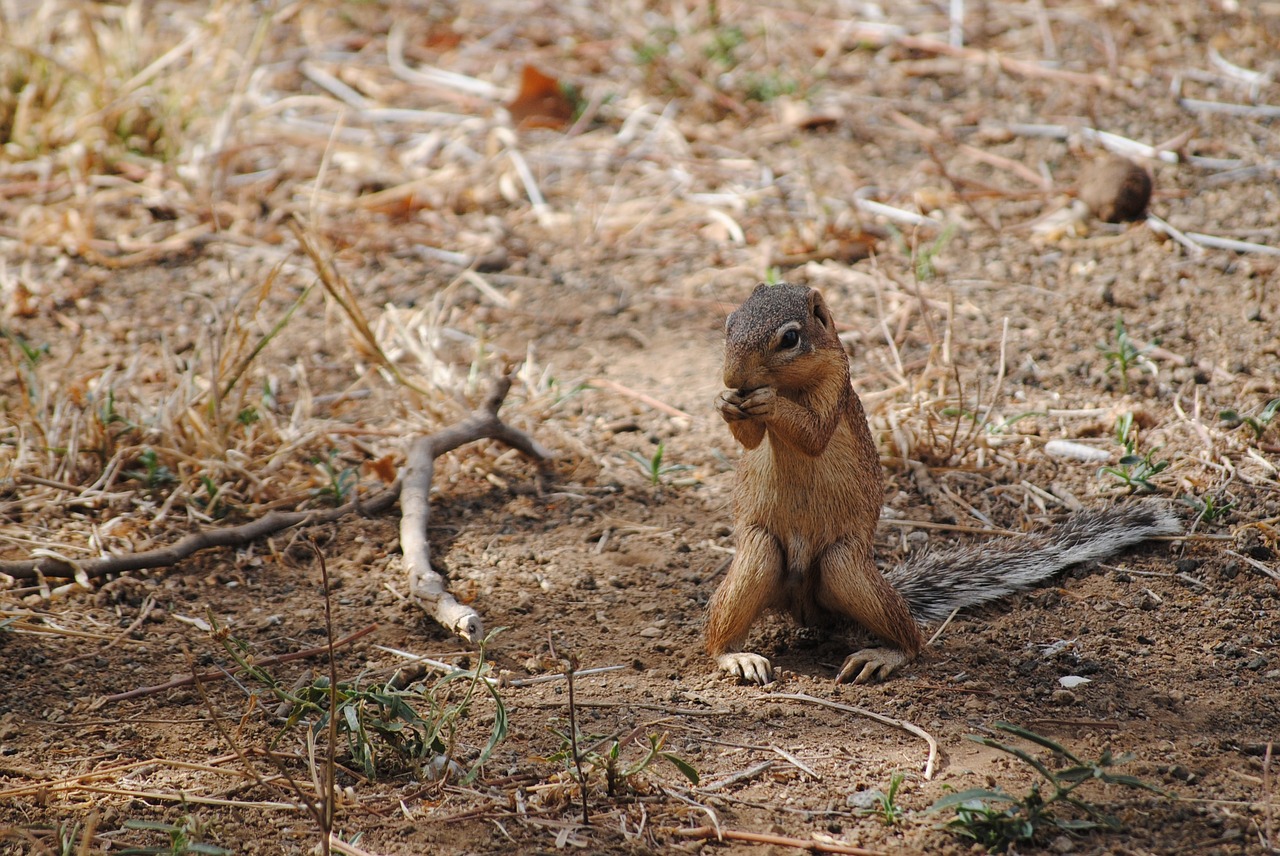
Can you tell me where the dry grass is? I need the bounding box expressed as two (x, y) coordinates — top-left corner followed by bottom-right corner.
(3, 0), (1280, 852)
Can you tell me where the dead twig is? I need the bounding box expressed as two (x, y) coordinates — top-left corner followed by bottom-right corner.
(846, 23), (1108, 90)
(761, 692), (939, 780)
(4, 377), (550, 646)
(401, 376), (553, 641)
(1225, 549), (1280, 583)
(98, 623), (378, 704)
(698, 760), (775, 793)
(665, 825), (886, 855)
(588, 377), (694, 421)
(66, 595), (157, 664)
(0, 494), (398, 581)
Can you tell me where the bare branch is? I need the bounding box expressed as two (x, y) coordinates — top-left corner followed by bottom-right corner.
(400, 376), (553, 641)
(3, 378), (552, 647)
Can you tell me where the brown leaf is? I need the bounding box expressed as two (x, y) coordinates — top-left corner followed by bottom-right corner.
(422, 26), (462, 51)
(366, 454), (399, 484)
(507, 64), (575, 131)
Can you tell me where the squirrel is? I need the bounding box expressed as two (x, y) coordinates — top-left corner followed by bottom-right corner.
(709, 282), (1181, 685)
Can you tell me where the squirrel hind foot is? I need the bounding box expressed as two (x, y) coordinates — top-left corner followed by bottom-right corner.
(717, 652), (775, 685)
(836, 647), (911, 684)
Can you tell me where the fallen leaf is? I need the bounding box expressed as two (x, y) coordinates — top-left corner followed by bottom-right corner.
(366, 454), (399, 484)
(507, 64), (575, 130)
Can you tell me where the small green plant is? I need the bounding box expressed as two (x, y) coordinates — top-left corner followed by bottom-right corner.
(705, 24), (745, 66)
(1180, 493), (1234, 525)
(1097, 317), (1151, 393)
(124, 448), (177, 490)
(1099, 413), (1168, 493)
(939, 407), (1044, 437)
(212, 618), (508, 783)
(633, 27), (677, 65)
(2, 329), (49, 366)
(764, 265), (783, 285)
(119, 816), (231, 855)
(550, 729), (700, 798)
(295, 656), (506, 783)
(929, 722), (1167, 852)
(868, 771), (907, 826)
(914, 223), (955, 282)
(742, 71), (796, 102)
(98, 389), (134, 432)
(627, 442), (693, 486)
(310, 450), (358, 505)
(194, 474), (227, 519)
(1219, 398), (1280, 441)
(1099, 448), (1168, 493)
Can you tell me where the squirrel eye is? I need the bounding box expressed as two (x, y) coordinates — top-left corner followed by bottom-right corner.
(779, 329), (800, 349)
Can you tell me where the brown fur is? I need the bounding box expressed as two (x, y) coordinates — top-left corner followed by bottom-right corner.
(708, 283), (923, 684)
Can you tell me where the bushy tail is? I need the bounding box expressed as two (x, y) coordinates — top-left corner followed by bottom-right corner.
(886, 501), (1182, 623)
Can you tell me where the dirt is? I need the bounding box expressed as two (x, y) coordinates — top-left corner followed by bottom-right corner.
(2, 2), (1279, 854)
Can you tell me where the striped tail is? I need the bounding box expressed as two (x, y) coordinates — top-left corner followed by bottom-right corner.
(886, 501), (1182, 623)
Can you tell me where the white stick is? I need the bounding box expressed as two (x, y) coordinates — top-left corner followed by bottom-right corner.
(762, 692), (940, 780)
(386, 22), (506, 100)
(1146, 214), (1207, 258)
(855, 198), (943, 229)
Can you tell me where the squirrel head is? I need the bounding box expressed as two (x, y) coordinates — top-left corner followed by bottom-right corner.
(723, 282), (842, 391)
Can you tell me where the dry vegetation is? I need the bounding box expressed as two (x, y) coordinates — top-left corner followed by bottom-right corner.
(2, 1), (1279, 854)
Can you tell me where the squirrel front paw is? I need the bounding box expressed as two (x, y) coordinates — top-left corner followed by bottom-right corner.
(717, 386), (775, 422)
(716, 652), (775, 685)
(836, 647), (910, 684)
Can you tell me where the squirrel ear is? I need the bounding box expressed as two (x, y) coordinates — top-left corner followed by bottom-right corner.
(808, 289), (834, 330)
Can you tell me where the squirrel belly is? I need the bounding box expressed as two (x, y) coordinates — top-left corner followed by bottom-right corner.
(889, 500), (1182, 623)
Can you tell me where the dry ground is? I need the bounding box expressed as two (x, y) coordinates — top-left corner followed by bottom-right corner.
(2, 1), (1279, 854)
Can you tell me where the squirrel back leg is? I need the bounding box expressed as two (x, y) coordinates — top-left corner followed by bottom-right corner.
(706, 524), (784, 684)
(814, 536), (926, 684)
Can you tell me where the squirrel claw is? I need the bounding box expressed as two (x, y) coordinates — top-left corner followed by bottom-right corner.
(836, 647), (909, 684)
(717, 652), (775, 685)
(717, 387), (774, 421)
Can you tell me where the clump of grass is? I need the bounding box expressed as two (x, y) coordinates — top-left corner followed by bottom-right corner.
(742, 71), (796, 102)
(1181, 493), (1234, 525)
(1219, 398), (1280, 442)
(549, 728), (700, 800)
(212, 618), (508, 783)
(120, 816), (231, 855)
(929, 723), (1168, 852)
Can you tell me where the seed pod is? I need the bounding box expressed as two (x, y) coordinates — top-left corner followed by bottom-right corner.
(1079, 155), (1153, 223)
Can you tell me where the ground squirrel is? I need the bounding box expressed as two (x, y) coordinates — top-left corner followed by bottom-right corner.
(709, 282), (1181, 685)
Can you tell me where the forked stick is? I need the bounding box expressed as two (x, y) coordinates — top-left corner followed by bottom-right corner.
(1, 378), (551, 644)
(399, 377), (552, 640)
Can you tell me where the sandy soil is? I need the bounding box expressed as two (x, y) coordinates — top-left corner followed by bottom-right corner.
(2, 2), (1278, 854)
